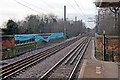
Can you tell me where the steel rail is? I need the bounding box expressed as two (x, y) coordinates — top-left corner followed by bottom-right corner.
(1, 36), (83, 80)
(68, 37), (91, 80)
(39, 36), (91, 80)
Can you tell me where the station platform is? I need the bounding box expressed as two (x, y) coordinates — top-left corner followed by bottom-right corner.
(78, 38), (118, 80)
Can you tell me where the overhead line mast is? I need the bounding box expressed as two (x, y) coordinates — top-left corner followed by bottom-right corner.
(64, 5), (67, 39)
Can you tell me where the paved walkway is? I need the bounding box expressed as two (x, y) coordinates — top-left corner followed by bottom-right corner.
(78, 38), (118, 80)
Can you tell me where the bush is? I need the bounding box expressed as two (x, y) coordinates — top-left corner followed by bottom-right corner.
(2, 37), (64, 60)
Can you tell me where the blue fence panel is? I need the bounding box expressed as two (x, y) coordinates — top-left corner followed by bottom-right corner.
(15, 34), (37, 42)
(45, 32), (64, 42)
(35, 35), (44, 42)
(14, 32), (64, 43)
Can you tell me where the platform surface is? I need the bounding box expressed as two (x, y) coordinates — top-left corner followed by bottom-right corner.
(78, 39), (118, 80)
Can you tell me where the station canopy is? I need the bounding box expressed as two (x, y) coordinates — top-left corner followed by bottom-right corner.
(94, 0), (120, 7)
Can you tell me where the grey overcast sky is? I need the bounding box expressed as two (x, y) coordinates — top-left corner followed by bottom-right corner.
(0, 0), (97, 29)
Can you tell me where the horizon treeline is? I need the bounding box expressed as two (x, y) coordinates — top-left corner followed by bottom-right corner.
(2, 14), (90, 38)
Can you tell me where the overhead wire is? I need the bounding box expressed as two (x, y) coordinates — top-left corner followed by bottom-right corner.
(41, 0), (54, 10)
(37, 0), (63, 15)
(14, 0), (96, 22)
(65, 0), (79, 20)
(19, 0), (47, 13)
(72, 0), (99, 28)
(42, 0), (63, 16)
(65, 0), (78, 12)
(14, 0), (46, 13)
(39, 0), (63, 18)
(65, 0), (87, 21)
(14, 0), (63, 17)
(13, 0), (42, 14)
(73, 0), (88, 19)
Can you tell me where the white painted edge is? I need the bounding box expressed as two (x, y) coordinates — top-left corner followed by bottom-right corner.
(78, 59), (87, 79)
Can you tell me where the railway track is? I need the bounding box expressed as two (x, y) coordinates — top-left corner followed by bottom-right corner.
(39, 36), (92, 80)
(0, 35), (86, 80)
